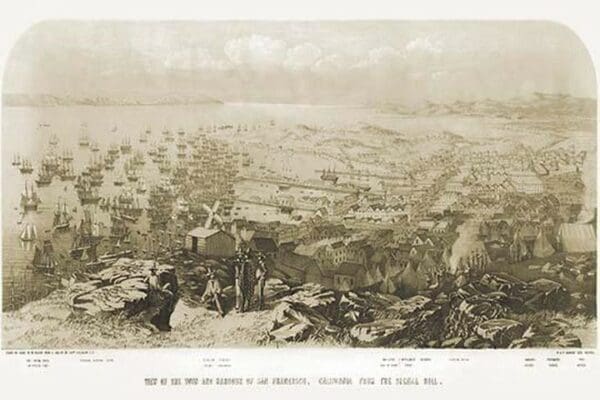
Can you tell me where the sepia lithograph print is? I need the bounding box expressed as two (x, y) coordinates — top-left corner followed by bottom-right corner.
(1, 21), (597, 349)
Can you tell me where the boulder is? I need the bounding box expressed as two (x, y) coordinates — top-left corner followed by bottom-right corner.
(386, 295), (432, 317)
(444, 293), (508, 339)
(548, 334), (582, 348)
(269, 322), (312, 342)
(349, 319), (410, 346)
(268, 301), (331, 342)
(68, 258), (179, 331)
(272, 301), (330, 328)
(520, 319), (582, 348)
(441, 336), (464, 348)
(263, 278), (292, 302)
(509, 338), (530, 348)
(464, 335), (493, 349)
(479, 273), (526, 294)
(274, 283), (337, 319)
(458, 294), (507, 320)
(476, 319), (526, 347)
(338, 291), (402, 324)
(526, 279), (570, 310)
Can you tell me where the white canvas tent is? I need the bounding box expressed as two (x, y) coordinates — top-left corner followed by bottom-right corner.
(533, 231), (555, 258)
(557, 223), (596, 253)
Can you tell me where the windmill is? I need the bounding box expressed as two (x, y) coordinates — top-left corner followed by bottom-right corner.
(202, 200), (223, 229)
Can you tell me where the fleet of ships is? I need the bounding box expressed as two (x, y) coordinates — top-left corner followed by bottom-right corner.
(8, 122), (241, 287)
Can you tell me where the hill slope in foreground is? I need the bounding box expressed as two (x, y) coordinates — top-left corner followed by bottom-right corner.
(2, 258), (596, 349)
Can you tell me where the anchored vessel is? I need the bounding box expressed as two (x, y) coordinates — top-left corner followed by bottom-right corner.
(20, 182), (41, 211)
(32, 239), (58, 274)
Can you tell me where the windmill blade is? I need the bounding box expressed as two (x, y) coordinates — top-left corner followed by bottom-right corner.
(202, 203), (212, 214)
(212, 200), (220, 213)
(204, 215), (213, 229)
(214, 214), (223, 226)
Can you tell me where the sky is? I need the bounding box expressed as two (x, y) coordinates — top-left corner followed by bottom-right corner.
(2, 21), (597, 105)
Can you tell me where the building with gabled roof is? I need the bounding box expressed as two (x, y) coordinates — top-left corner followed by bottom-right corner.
(186, 227), (236, 258)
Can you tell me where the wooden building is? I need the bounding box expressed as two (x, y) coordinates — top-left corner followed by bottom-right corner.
(186, 227), (236, 258)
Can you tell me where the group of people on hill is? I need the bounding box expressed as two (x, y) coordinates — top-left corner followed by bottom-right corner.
(201, 248), (268, 317)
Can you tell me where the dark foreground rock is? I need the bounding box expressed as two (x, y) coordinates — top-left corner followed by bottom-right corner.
(67, 258), (179, 331)
(476, 319), (526, 347)
(262, 272), (585, 348)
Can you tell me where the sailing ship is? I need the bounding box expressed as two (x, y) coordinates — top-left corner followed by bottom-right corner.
(126, 169), (139, 182)
(320, 167), (339, 184)
(88, 154), (104, 173)
(108, 143), (120, 156)
(78, 125), (90, 146)
(41, 152), (61, 173)
(109, 212), (130, 239)
(89, 170), (104, 187)
(162, 128), (174, 142)
(139, 131), (148, 143)
(20, 223), (38, 242)
(120, 136), (132, 153)
(115, 190), (144, 218)
(113, 174), (125, 186)
(147, 144), (158, 157)
(98, 197), (110, 211)
(53, 200), (72, 231)
(122, 158), (137, 182)
(136, 179), (147, 194)
(19, 158), (34, 174)
(69, 209), (102, 260)
(49, 133), (59, 146)
(158, 159), (171, 174)
(133, 150), (145, 166)
(32, 239), (58, 274)
(61, 148), (74, 161)
(176, 137), (187, 150)
(77, 178), (100, 205)
(104, 154), (115, 171)
(58, 160), (76, 181)
(12, 153), (21, 166)
(90, 140), (100, 152)
(20, 182), (41, 211)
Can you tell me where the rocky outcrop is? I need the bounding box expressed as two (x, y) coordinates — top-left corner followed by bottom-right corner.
(266, 283), (337, 342)
(349, 320), (410, 346)
(476, 319), (526, 347)
(262, 272), (585, 348)
(526, 279), (570, 311)
(67, 258), (179, 331)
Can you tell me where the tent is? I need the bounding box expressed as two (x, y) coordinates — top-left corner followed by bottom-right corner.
(557, 223), (597, 253)
(533, 230), (555, 258)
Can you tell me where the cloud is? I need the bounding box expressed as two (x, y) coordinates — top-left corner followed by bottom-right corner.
(405, 37), (442, 54)
(163, 48), (231, 70)
(284, 43), (323, 70)
(354, 46), (403, 68)
(312, 54), (349, 74)
(224, 34), (287, 67)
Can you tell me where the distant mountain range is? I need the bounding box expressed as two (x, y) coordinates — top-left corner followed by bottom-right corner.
(2, 93), (223, 107)
(381, 93), (597, 119)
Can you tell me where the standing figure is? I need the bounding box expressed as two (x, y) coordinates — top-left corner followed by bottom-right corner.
(202, 270), (224, 317)
(255, 254), (267, 310)
(233, 249), (249, 312)
(234, 261), (245, 312)
(148, 265), (160, 291)
(241, 249), (256, 312)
